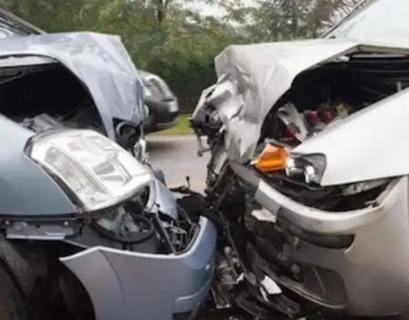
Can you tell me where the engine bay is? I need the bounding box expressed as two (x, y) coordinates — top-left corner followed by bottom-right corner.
(0, 60), (204, 255)
(0, 63), (104, 132)
(0, 61), (143, 153)
(64, 185), (200, 255)
(262, 53), (409, 145)
(256, 53), (409, 211)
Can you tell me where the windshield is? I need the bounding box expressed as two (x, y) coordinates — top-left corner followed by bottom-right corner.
(0, 9), (43, 39)
(0, 21), (25, 38)
(327, 0), (409, 41)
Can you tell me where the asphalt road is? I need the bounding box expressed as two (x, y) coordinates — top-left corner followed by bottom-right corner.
(148, 135), (210, 191)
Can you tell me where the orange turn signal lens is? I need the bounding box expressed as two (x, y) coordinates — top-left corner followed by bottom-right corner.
(255, 144), (288, 173)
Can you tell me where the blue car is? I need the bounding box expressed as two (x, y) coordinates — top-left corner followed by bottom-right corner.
(0, 9), (215, 320)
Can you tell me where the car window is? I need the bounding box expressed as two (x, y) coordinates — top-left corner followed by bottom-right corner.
(327, 0), (409, 41)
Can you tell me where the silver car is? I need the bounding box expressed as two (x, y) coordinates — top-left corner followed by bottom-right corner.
(191, 0), (409, 317)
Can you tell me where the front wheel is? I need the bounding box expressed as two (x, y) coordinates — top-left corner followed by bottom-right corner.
(0, 263), (30, 320)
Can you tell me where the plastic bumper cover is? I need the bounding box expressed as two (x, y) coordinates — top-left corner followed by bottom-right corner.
(231, 163), (409, 316)
(60, 217), (216, 320)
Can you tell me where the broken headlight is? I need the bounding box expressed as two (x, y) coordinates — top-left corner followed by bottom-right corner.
(286, 153), (327, 185)
(253, 144), (327, 185)
(27, 130), (152, 212)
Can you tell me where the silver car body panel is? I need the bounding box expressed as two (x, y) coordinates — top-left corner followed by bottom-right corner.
(251, 172), (409, 316)
(255, 177), (398, 235)
(61, 217), (216, 320)
(194, 38), (409, 170)
(0, 114), (78, 216)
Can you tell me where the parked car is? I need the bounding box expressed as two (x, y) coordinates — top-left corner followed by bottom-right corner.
(0, 8), (215, 320)
(139, 70), (180, 133)
(191, 0), (409, 319)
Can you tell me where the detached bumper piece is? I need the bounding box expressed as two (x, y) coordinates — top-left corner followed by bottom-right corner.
(60, 217), (216, 320)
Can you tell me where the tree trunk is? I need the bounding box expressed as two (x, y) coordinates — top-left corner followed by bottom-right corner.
(154, 0), (171, 28)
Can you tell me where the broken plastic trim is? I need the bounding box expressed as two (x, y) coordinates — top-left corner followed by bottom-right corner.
(285, 223), (354, 249)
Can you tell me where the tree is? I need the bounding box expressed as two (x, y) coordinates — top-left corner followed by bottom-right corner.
(223, 0), (366, 41)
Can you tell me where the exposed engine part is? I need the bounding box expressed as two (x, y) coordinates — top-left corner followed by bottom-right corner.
(6, 65), (142, 154)
(252, 57), (405, 210)
(276, 103), (309, 143)
(0, 63), (141, 150)
(274, 101), (350, 147)
(201, 181), (303, 320)
(261, 54), (409, 150)
(2, 178), (198, 258)
(92, 207), (155, 245)
(20, 113), (65, 131)
(55, 182), (199, 255)
(19, 109), (104, 134)
(211, 239), (302, 320)
(211, 249), (242, 309)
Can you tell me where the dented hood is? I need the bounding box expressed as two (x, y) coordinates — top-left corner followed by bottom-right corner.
(0, 32), (145, 139)
(212, 38), (409, 163)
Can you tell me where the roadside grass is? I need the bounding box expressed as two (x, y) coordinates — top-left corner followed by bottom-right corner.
(154, 114), (193, 135)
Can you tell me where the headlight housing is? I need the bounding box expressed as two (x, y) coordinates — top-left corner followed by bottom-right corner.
(286, 153), (327, 185)
(253, 143), (327, 185)
(27, 130), (152, 212)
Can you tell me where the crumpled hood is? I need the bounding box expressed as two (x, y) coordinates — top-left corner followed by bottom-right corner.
(0, 32), (145, 139)
(210, 38), (409, 164)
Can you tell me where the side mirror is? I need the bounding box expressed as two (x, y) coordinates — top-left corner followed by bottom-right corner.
(114, 121), (148, 162)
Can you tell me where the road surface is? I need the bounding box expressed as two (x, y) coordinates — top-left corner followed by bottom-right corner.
(148, 135), (210, 191)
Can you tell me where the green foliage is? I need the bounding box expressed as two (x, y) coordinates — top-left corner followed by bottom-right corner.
(0, 0), (364, 112)
(224, 0), (364, 41)
(0, 0), (243, 111)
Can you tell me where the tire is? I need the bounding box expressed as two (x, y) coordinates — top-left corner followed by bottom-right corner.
(0, 263), (29, 320)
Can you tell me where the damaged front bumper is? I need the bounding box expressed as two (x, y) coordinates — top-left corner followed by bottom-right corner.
(60, 217), (216, 320)
(231, 163), (409, 316)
